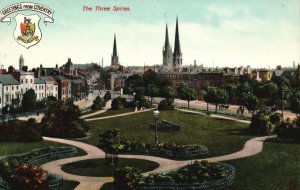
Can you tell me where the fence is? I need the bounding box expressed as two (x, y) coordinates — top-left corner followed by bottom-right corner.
(137, 164), (236, 190)
(0, 178), (8, 190)
(0, 147), (77, 190)
(47, 174), (64, 190)
(80, 106), (92, 114)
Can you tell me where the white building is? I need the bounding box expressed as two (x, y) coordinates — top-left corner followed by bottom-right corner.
(0, 74), (21, 112)
(34, 78), (45, 101)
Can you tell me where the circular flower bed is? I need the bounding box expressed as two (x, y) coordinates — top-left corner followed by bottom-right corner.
(113, 160), (235, 190)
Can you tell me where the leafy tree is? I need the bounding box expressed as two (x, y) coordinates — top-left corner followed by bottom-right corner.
(144, 72), (160, 87)
(111, 97), (124, 110)
(92, 96), (103, 110)
(290, 92), (300, 115)
(204, 88), (228, 113)
(41, 101), (89, 138)
(145, 86), (159, 103)
(249, 109), (281, 135)
(225, 83), (237, 103)
(21, 89), (36, 111)
(177, 83), (197, 109)
(104, 91), (112, 100)
(134, 87), (145, 101)
(160, 86), (176, 100)
(243, 95), (260, 115)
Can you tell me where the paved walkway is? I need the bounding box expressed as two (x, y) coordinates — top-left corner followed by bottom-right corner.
(42, 135), (275, 190)
(85, 108), (155, 121)
(80, 100), (112, 119)
(175, 108), (251, 124)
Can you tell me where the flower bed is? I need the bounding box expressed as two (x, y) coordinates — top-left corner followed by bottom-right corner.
(113, 161), (235, 190)
(0, 147), (77, 190)
(99, 129), (208, 159)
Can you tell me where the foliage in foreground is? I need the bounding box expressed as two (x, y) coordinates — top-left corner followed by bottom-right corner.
(113, 161), (234, 190)
(249, 109), (281, 135)
(0, 120), (42, 142)
(41, 101), (89, 138)
(275, 117), (300, 140)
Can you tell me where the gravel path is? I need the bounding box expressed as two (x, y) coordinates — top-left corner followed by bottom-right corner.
(41, 134), (275, 190)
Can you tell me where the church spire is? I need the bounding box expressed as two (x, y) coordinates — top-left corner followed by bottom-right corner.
(113, 33), (117, 57)
(164, 23), (170, 47)
(111, 33), (119, 66)
(174, 16), (181, 55)
(163, 23), (173, 66)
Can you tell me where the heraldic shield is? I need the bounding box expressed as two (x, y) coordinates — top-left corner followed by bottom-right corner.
(14, 14), (41, 49)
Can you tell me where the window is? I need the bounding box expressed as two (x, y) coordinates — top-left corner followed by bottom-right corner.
(30, 79), (33, 83)
(12, 94), (14, 99)
(21, 79), (23, 83)
(35, 86), (37, 90)
(26, 79), (28, 83)
(17, 86), (19, 90)
(12, 86), (14, 90)
(6, 86), (8, 91)
(0, 97), (1, 103)
(6, 95), (9, 102)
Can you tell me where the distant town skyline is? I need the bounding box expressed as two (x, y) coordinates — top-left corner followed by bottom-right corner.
(0, 0), (299, 69)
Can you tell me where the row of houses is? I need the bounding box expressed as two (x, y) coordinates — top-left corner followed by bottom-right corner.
(0, 70), (89, 113)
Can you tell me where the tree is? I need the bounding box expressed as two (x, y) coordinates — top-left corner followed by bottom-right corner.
(41, 101), (89, 138)
(204, 88), (228, 113)
(177, 83), (197, 109)
(243, 95), (260, 116)
(290, 92), (300, 115)
(104, 91), (112, 100)
(92, 96), (103, 110)
(145, 86), (159, 103)
(22, 89), (36, 111)
(160, 86), (176, 100)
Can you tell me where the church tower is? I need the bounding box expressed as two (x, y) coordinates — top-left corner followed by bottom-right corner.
(163, 24), (173, 66)
(173, 16), (182, 67)
(19, 55), (24, 71)
(111, 34), (119, 66)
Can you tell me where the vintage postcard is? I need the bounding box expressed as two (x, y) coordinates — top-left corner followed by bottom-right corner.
(0, 1), (299, 190)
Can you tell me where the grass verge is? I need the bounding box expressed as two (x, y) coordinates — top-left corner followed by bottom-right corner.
(85, 110), (252, 158)
(62, 158), (159, 177)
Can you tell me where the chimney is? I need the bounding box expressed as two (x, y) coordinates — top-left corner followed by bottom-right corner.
(194, 60), (196, 68)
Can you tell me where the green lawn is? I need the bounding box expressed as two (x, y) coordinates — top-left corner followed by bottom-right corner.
(85, 108), (135, 119)
(226, 139), (300, 190)
(63, 180), (80, 190)
(61, 158), (159, 177)
(84, 110), (253, 158)
(0, 141), (69, 157)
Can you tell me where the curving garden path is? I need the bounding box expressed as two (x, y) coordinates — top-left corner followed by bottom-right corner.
(40, 106), (275, 190)
(41, 135), (276, 190)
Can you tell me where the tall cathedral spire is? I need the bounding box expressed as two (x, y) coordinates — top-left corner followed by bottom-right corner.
(163, 23), (173, 66)
(111, 34), (119, 66)
(19, 54), (24, 71)
(113, 33), (117, 57)
(173, 16), (182, 67)
(164, 23), (170, 48)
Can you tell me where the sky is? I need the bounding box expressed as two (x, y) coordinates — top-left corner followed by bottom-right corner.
(0, 0), (299, 69)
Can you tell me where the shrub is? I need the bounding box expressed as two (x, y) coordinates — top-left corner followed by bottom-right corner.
(92, 96), (103, 110)
(249, 109), (280, 135)
(158, 99), (174, 110)
(10, 163), (48, 190)
(275, 117), (300, 140)
(0, 121), (42, 142)
(104, 91), (112, 101)
(138, 98), (151, 109)
(113, 167), (143, 190)
(41, 101), (88, 138)
(111, 97), (125, 110)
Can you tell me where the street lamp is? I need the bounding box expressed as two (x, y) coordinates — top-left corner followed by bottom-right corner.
(7, 106), (10, 122)
(153, 110), (160, 145)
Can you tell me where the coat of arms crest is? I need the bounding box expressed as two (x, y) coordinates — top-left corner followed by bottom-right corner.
(14, 14), (41, 49)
